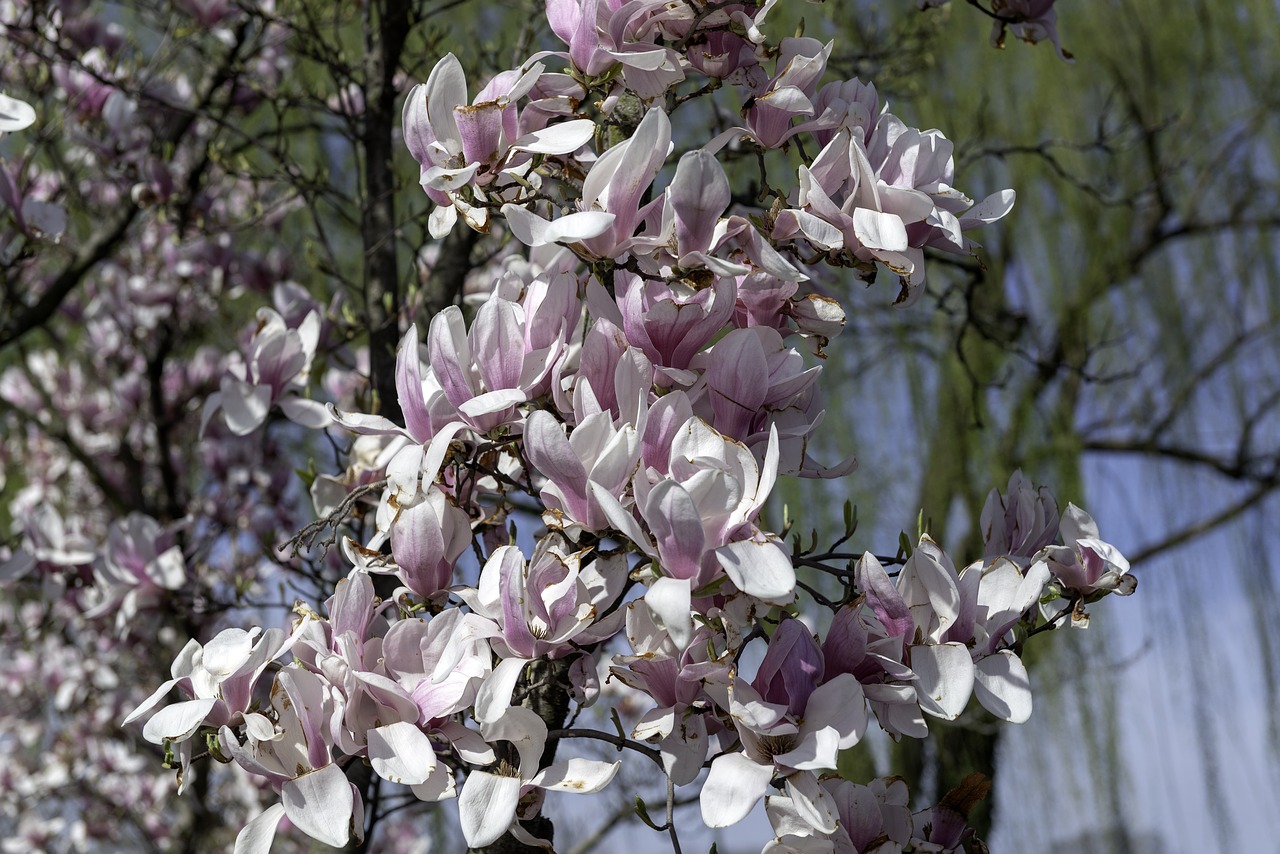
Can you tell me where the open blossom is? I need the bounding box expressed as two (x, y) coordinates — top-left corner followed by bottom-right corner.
(404, 53), (595, 236)
(457, 706), (620, 848)
(701, 619), (868, 831)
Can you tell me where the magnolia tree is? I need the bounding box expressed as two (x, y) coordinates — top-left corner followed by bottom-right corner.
(1, 1), (1133, 851)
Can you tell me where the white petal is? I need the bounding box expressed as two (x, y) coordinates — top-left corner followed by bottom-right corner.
(0, 93), (36, 132)
(502, 203), (615, 247)
(851, 207), (908, 251)
(716, 539), (796, 604)
(122, 677), (179, 726)
(700, 752), (775, 828)
(784, 772), (838, 834)
(474, 657), (528, 724)
(529, 758), (620, 793)
(281, 764), (354, 848)
(368, 721), (437, 785)
(974, 650), (1032, 723)
(232, 803), (286, 854)
(411, 761), (458, 802)
(910, 642), (975, 720)
(645, 577), (692, 650)
(141, 698), (217, 744)
(510, 119), (595, 155)
(458, 771), (521, 848)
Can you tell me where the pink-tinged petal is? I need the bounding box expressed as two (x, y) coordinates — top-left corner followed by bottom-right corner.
(706, 329), (769, 440)
(856, 552), (913, 639)
(603, 106), (671, 239)
(495, 547), (539, 657)
(510, 118), (595, 155)
(717, 538), (796, 604)
(455, 100), (506, 165)
(588, 481), (657, 558)
(141, 698), (217, 743)
(232, 803), (286, 854)
(545, 0), (581, 44)
(424, 54), (466, 156)
(368, 721), (437, 786)
(644, 577), (692, 650)
(472, 298), (525, 391)
(702, 752), (775, 828)
(910, 642), (975, 720)
(459, 771), (522, 848)
(281, 764), (354, 848)
(647, 480), (706, 580)
(529, 758), (621, 793)
(395, 325), (435, 442)
(784, 772), (839, 835)
(525, 411), (590, 514)
(670, 150), (729, 257)
(428, 306), (476, 411)
(974, 650), (1032, 723)
(502, 204), (615, 247)
(402, 83), (434, 166)
(329, 572), (375, 640)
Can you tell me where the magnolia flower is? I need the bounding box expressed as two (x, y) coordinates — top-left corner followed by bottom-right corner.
(593, 417), (797, 603)
(701, 621), (867, 830)
(980, 469), (1060, 559)
(525, 408), (641, 536)
(83, 513), (185, 632)
(201, 307), (327, 435)
(544, 0), (684, 97)
(1041, 503), (1135, 598)
(465, 538), (626, 721)
(458, 706), (620, 848)
(404, 53), (595, 236)
(990, 0), (1072, 61)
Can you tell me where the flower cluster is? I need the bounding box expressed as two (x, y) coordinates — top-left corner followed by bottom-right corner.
(116, 4), (1134, 851)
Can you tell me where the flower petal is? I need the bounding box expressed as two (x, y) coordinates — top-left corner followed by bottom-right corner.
(281, 764), (354, 848)
(459, 771), (522, 848)
(700, 752), (775, 828)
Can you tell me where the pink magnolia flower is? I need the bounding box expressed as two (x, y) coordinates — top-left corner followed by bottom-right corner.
(83, 513), (185, 631)
(458, 706), (620, 848)
(404, 53), (595, 236)
(201, 306), (327, 435)
(593, 417), (796, 603)
(465, 537), (626, 722)
(990, 0), (1072, 62)
(1040, 503), (1134, 598)
(700, 621), (867, 831)
(544, 0), (684, 97)
(524, 408), (641, 536)
(388, 485), (472, 599)
(980, 469), (1060, 559)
